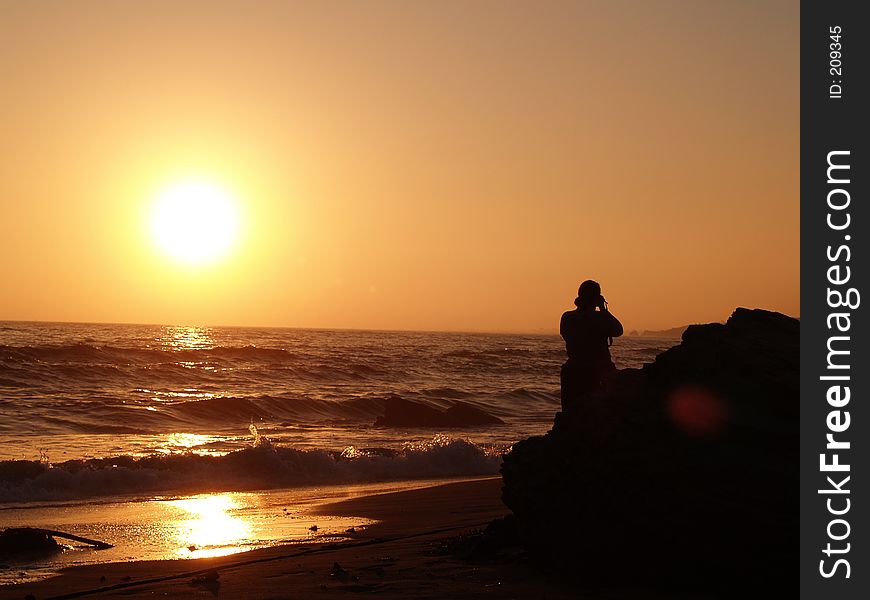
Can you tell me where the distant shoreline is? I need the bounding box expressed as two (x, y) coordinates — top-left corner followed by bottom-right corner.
(625, 325), (689, 339)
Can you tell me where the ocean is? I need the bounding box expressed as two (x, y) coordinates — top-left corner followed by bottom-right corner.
(0, 321), (677, 581)
(0, 321), (676, 504)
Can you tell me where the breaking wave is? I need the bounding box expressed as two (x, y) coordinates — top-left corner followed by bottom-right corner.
(0, 436), (504, 503)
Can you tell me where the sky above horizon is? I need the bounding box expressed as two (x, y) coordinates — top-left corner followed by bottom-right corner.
(0, 0), (799, 333)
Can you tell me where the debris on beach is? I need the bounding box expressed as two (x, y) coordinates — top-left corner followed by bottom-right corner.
(0, 527), (113, 558)
(0, 528), (60, 557)
(329, 562), (359, 582)
(430, 517), (525, 562)
(190, 569), (220, 594)
(330, 562), (350, 582)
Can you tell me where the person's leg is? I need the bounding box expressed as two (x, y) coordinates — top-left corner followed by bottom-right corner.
(560, 363), (576, 413)
(597, 360), (617, 393)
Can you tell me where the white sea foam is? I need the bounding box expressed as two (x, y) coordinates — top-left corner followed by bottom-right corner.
(0, 435), (503, 503)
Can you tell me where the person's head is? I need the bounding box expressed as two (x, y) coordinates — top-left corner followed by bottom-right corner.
(574, 280), (602, 310)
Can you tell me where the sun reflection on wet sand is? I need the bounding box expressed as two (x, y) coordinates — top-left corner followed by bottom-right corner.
(170, 494), (253, 558)
(0, 482), (391, 584)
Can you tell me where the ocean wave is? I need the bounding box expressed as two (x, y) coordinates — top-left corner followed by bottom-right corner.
(496, 387), (559, 403)
(0, 344), (391, 389)
(0, 436), (503, 502)
(0, 388), (526, 437)
(160, 394), (351, 423)
(0, 343), (297, 365)
(444, 348), (529, 358)
(419, 387), (474, 400)
(125, 393), (504, 429)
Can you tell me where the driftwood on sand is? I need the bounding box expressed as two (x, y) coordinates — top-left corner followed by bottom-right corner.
(0, 527), (113, 556)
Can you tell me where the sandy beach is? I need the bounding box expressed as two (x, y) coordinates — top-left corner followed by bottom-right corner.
(5, 477), (581, 599)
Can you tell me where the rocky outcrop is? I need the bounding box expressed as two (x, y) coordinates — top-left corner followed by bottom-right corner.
(375, 396), (504, 428)
(0, 528), (61, 557)
(501, 308), (798, 588)
(0, 527), (113, 558)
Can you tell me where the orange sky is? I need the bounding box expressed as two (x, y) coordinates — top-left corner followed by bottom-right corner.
(0, 1), (798, 333)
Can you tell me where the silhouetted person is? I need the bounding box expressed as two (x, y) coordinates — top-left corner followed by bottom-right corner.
(560, 280), (623, 412)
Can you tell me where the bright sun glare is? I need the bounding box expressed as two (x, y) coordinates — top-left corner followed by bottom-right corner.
(149, 180), (241, 265)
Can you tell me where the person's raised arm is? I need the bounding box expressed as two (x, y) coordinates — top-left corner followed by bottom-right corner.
(602, 308), (623, 338)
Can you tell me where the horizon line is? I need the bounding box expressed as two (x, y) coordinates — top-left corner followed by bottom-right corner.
(0, 315), (721, 338)
(0, 317), (563, 337)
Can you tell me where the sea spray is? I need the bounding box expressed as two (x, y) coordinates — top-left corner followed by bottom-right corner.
(0, 435), (503, 503)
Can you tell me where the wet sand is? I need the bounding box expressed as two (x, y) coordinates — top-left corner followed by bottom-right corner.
(5, 477), (580, 599)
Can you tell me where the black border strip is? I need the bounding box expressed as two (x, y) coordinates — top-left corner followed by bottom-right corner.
(801, 1), (868, 596)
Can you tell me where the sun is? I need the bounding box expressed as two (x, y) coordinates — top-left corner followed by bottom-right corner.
(149, 180), (241, 265)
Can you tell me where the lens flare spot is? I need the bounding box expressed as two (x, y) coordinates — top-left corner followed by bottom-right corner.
(666, 385), (729, 436)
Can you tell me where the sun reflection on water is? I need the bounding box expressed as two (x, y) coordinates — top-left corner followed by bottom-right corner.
(156, 433), (227, 456)
(170, 494), (253, 558)
(159, 325), (215, 350)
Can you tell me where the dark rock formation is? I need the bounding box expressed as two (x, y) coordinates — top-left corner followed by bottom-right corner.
(0, 527), (61, 557)
(0, 527), (112, 559)
(375, 397), (504, 428)
(501, 308), (798, 589)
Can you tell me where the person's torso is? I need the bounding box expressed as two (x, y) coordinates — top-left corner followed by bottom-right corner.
(561, 310), (612, 365)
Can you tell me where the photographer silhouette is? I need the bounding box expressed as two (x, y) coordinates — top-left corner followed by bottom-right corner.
(559, 280), (623, 412)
